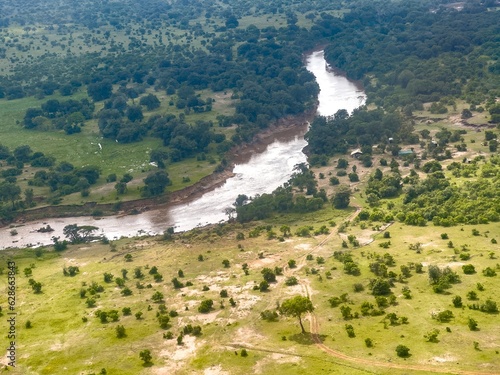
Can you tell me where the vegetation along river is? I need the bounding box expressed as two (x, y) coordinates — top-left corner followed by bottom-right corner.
(0, 50), (365, 249)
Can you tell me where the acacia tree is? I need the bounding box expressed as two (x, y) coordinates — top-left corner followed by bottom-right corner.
(63, 224), (99, 243)
(279, 295), (314, 333)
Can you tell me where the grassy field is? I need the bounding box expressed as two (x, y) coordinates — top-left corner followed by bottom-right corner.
(0, 85), (237, 206)
(0, 206), (498, 374)
(0, 112), (499, 374)
(0, 10), (499, 374)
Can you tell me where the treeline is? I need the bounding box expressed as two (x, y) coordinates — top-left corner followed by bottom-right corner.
(3, 0), (499, 117)
(1, 0), (340, 32)
(305, 109), (415, 157)
(236, 164), (327, 223)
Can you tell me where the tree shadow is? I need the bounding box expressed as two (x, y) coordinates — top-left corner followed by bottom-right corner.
(142, 362), (154, 368)
(288, 332), (326, 345)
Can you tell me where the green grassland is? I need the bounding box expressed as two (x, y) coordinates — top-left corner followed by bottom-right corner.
(0, 6), (499, 374)
(0, 204), (498, 374)
(0, 85), (237, 206)
(0, 115), (499, 374)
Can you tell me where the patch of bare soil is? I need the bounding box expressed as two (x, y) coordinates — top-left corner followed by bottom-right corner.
(191, 310), (220, 324)
(283, 283), (304, 296)
(430, 355), (458, 363)
(225, 283), (261, 318)
(156, 335), (205, 374)
(203, 364), (230, 375)
(294, 243), (312, 250)
(231, 326), (267, 347)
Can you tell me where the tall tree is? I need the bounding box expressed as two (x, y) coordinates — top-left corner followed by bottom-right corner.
(0, 182), (21, 208)
(142, 171), (170, 197)
(279, 295), (314, 334)
(332, 185), (351, 209)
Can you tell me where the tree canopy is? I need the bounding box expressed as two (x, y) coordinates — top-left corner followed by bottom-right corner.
(280, 295), (314, 333)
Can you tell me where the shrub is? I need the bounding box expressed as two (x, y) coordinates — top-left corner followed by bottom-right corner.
(353, 283), (364, 292)
(483, 267), (497, 277)
(468, 318), (478, 331)
(116, 325), (126, 338)
(345, 324), (355, 338)
(452, 296), (462, 308)
(480, 299), (498, 313)
(434, 310), (454, 322)
(462, 264), (476, 274)
(122, 307), (132, 316)
(260, 310), (279, 322)
(198, 299), (214, 313)
(259, 280), (269, 292)
(395, 345), (410, 358)
(424, 329), (440, 343)
(329, 176), (340, 185)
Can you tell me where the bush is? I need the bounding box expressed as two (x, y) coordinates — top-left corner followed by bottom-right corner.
(424, 328), (439, 343)
(345, 324), (355, 338)
(462, 264), (476, 274)
(259, 280), (269, 292)
(483, 267), (497, 277)
(353, 283), (364, 292)
(468, 318), (478, 331)
(435, 310), (454, 322)
(348, 172), (359, 182)
(116, 325), (126, 338)
(452, 296), (462, 308)
(260, 310), (279, 321)
(198, 299), (214, 313)
(395, 345), (410, 358)
(329, 176), (340, 185)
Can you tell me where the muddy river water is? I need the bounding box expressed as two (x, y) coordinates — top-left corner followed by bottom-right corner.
(0, 50), (365, 249)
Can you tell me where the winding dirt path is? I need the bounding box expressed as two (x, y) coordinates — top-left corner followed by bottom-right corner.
(296, 206), (497, 375)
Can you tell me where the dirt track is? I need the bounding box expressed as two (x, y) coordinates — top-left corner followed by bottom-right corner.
(243, 205), (498, 375)
(302, 207), (497, 375)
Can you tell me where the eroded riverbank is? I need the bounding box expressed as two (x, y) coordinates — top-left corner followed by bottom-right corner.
(0, 50), (365, 249)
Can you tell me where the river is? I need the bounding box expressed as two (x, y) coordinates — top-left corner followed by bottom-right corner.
(0, 50), (366, 250)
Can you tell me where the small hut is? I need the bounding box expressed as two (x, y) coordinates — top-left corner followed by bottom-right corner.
(350, 149), (363, 158)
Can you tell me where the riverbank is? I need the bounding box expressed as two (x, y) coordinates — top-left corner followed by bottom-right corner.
(4, 106), (317, 227)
